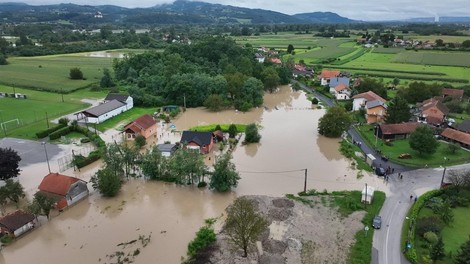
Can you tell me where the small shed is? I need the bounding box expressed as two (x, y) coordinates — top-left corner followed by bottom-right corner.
(156, 144), (178, 157)
(361, 186), (375, 204)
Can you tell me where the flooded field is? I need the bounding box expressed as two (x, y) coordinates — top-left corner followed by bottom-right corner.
(1, 86), (389, 264)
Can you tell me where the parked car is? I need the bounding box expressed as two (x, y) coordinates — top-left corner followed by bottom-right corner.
(375, 167), (386, 176)
(372, 215), (382, 229)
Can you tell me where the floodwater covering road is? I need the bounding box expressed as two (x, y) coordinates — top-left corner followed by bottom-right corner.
(1, 85), (390, 264)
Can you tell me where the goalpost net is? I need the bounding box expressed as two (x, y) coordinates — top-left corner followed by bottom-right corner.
(0, 119), (21, 132)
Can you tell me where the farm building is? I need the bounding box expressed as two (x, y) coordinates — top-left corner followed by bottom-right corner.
(441, 128), (470, 149)
(377, 123), (419, 140)
(365, 100), (387, 124)
(38, 173), (89, 211)
(0, 210), (37, 238)
(442, 88), (464, 101)
(104, 93), (133, 110)
(180, 131), (214, 154)
(76, 100), (127, 124)
(416, 97), (449, 126)
(352, 91), (386, 112)
(124, 114), (157, 141)
(455, 120), (470, 134)
(157, 143), (178, 157)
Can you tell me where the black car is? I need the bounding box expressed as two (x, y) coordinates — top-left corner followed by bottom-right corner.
(372, 215), (382, 229)
(375, 167), (386, 176)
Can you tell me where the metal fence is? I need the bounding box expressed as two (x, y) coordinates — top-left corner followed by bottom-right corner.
(57, 144), (95, 172)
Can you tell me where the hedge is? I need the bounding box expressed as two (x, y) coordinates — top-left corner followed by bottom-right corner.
(49, 126), (71, 140)
(320, 65), (446, 76)
(35, 124), (66, 138)
(353, 72), (469, 83)
(70, 125), (106, 169)
(402, 189), (445, 263)
(73, 150), (101, 169)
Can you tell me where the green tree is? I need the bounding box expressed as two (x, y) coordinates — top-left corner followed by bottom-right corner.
(31, 192), (56, 219)
(90, 167), (122, 197)
(287, 44), (294, 54)
(439, 201), (454, 225)
(204, 94), (225, 112)
(0, 179), (25, 204)
(318, 106), (352, 138)
(447, 143), (460, 154)
(167, 149), (207, 185)
(224, 197), (268, 257)
(100, 68), (115, 88)
(393, 78), (400, 86)
(385, 96), (411, 124)
(228, 124), (238, 138)
(462, 40), (470, 48)
(134, 135), (146, 149)
(69, 67), (83, 80)
(430, 237), (445, 262)
(244, 123), (261, 143)
(0, 147), (21, 180)
(262, 66), (280, 93)
(454, 235), (470, 264)
(209, 153), (240, 192)
(355, 78), (387, 99)
(409, 125), (438, 155)
(311, 97), (319, 104)
(187, 218), (217, 262)
(140, 146), (168, 180)
(0, 54), (8, 65)
(435, 39), (444, 47)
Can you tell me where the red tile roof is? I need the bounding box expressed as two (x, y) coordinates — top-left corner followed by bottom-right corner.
(442, 88), (464, 97)
(441, 128), (470, 145)
(319, 70), (341, 79)
(38, 173), (81, 197)
(270, 58), (282, 64)
(335, 83), (349, 92)
(0, 210), (35, 232)
(124, 114), (156, 133)
(352, 91), (386, 103)
(379, 123), (419, 135)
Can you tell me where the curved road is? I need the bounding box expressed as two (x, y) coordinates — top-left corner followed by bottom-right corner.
(293, 81), (468, 264)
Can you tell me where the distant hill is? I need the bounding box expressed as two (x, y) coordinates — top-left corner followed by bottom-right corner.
(153, 0), (304, 24)
(293, 12), (357, 23)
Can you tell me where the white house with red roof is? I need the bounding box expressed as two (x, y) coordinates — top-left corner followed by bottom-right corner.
(38, 173), (89, 211)
(352, 91), (386, 111)
(124, 114), (157, 140)
(318, 70), (341, 86)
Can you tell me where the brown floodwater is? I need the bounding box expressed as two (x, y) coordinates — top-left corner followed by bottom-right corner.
(1, 85), (389, 264)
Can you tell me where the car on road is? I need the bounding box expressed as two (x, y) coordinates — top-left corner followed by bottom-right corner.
(372, 215), (382, 229)
(375, 167), (386, 176)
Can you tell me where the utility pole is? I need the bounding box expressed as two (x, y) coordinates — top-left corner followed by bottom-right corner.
(364, 183), (368, 207)
(42, 142), (51, 173)
(440, 157), (449, 188)
(45, 112), (49, 128)
(303, 168), (308, 193)
(61, 87), (64, 102)
(0, 111), (6, 137)
(183, 93), (186, 109)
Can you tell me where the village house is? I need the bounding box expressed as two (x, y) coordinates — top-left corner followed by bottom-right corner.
(376, 122), (419, 140)
(455, 119), (470, 134)
(366, 100), (387, 124)
(416, 97), (449, 126)
(0, 210), (37, 238)
(318, 69), (341, 86)
(332, 84), (352, 100)
(255, 53), (265, 63)
(292, 64), (314, 78)
(442, 88), (464, 101)
(38, 173), (89, 211)
(124, 114), (157, 141)
(76, 93), (133, 124)
(180, 131), (214, 154)
(441, 128), (470, 149)
(270, 58), (282, 64)
(352, 91), (387, 111)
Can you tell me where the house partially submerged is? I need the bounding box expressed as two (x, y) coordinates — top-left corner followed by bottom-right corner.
(416, 97), (449, 126)
(441, 128), (470, 149)
(180, 131), (214, 154)
(0, 210), (36, 238)
(38, 173), (89, 211)
(75, 94), (133, 124)
(156, 143), (178, 157)
(124, 114), (157, 141)
(377, 123), (419, 140)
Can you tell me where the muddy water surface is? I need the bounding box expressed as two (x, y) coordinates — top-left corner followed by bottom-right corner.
(2, 86), (388, 264)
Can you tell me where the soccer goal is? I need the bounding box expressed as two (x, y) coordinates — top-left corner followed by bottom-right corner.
(0, 118), (21, 131)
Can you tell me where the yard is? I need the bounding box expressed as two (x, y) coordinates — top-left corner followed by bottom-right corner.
(355, 125), (470, 167)
(95, 107), (157, 132)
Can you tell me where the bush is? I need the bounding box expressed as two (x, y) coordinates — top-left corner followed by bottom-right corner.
(69, 67), (84, 80)
(58, 118), (69, 126)
(187, 219), (216, 260)
(416, 216), (444, 237)
(244, 123), (261, 143)
(35, 124), (66, 138)
(311, 97), (319, 104)
(423, 231), (438, 244)
(197, 181), (207, 188)
(49, 126), (71, 140)
(0, 234), (14, 245)
(73, 150), (101, 168)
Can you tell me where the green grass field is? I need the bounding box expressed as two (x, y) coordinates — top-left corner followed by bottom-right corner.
(0, 49), (144, 93)
(356, 125), (470, 167)
(393, 51), (470, 67)
(95, 107), (157, 132)
(235, 33), (321, 48)
(0, 84), (108, 139)
(372, 47), (406, 54)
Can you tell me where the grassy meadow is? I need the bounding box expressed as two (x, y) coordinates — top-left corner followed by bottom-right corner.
(393, 51), (470, 67)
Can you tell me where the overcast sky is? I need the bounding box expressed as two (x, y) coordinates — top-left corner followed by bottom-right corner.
(2, 0), (470, 20)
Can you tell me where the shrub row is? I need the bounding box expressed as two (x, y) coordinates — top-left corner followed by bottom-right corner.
(323, 65), (446, 76)
(330, 48), (371, 65)
(353, 72), (469, 83)
(35, 124), (66, 138)
(73, 150), (102, 169)
(49, 126), (71, 140)
(71, 125), (106, 169)
(403, 189), (444, 263)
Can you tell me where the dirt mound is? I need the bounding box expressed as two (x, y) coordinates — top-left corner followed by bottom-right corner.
(209, 195), (365, 264)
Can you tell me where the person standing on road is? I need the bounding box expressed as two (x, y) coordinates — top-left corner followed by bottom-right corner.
(410, 195), (413, 201)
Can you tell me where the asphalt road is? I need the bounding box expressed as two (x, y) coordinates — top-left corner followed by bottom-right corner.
(0, 137), (62, 167)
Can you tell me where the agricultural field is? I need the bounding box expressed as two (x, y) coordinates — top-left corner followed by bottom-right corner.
(393, 51), (470, 67)
(0, 49), (144, 93)
(372, 47), (405, 54)
(288, 39), (358, 64)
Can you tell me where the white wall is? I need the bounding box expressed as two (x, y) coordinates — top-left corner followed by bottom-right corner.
(353, 98), (366, 111)
(86, 105), (128, 124)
